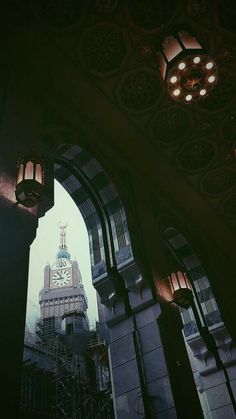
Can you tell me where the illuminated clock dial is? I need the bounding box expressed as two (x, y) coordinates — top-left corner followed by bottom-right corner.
(51, 269), (71, 287)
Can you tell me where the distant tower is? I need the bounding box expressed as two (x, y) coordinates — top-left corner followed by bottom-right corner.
(39, 223), (88, 321)
(37, 224), (89, 345)
(34, 224), (92, 414)
(29, 225), (113, 418)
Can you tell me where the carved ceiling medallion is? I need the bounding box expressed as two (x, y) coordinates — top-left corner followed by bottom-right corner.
(177, 139), (216, 173)
(201, 167), (236, 195)
(78, 22), (128, 75)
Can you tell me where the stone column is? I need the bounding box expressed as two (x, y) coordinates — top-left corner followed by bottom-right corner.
(116, 174), (205, 419)
(0, 202), (38, 416)
(0, 53), (54, 416)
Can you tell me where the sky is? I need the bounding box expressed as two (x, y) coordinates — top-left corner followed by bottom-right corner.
(25, 180), (98, 333)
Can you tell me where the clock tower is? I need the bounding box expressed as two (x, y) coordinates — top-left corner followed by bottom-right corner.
(38, 224), (88, 323)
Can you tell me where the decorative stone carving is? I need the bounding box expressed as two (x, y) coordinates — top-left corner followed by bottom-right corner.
(31, 0), (86, 29)
(177, 139), (215, 172)
(149, 107), (192, 145)
(116, 69), (162, 112)
(78, 22), (128, 75)
(126, 0), (176, 32)
(201, 167), (236, 195)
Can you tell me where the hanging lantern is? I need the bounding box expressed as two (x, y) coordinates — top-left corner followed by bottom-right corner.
(15, 155), (44, 207)
(157, 28), (218, 103)
(169, 270), (193, 308)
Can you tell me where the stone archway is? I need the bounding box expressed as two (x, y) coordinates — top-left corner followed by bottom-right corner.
(164, 226), (236, 418)
(55, 143), (134, 287)
(39, 125), (205, 419)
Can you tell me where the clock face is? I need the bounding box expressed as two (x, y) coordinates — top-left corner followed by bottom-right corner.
(51, 268), (72, 288)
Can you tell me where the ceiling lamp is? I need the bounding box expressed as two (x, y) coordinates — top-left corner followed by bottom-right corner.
(157, 28), (218, 103)
(15, 155), (44, 207)
(168, 270), (193, 308)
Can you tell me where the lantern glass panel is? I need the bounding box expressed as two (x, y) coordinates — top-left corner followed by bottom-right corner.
(178, 31), (202, 50)
(159, 54), (167, 80)
(163, 35), (182, 62)
(181, 271), (188, 288)
(179, 271), (191, 289)
(24, 161), (34, 180)
(17, 164), (24, 184)
(170, 271), (191, 292)
(170, 272), (180, 292)
(35, 163), (43, 184)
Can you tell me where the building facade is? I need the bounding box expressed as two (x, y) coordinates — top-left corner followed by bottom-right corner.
(39, 224), (88, 322)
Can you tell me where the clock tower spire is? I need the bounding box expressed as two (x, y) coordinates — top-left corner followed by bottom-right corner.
(39, 224), (88, 320)
(59, 222), (67, 250)
(56, 222), (71, 260)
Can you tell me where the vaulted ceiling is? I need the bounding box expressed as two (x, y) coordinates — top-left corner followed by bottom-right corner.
(27, 0), (236, 228)
(1, 1), (236, 312)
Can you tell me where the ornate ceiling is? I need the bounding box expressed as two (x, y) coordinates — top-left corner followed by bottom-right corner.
(23, 0), (236, 233)
(2, 0), (236, 246)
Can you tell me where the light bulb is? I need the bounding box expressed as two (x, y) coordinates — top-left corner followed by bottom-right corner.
(208, 75), (215, 83)
(206, 62), (214, 69)
(178, 62), (186, 70)
(170, 75), (177, 84)
(185, 94), (192, 102)
(200, 89), (206, 96)
(173, 88), (181, 96)
(193, 56), (200, 64)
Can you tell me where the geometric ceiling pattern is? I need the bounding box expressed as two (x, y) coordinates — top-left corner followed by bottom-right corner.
(32, 0), (236, 229)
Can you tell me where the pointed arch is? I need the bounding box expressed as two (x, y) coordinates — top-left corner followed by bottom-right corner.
(42, 123), (148, 317)
(55, 143), (133, 270)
